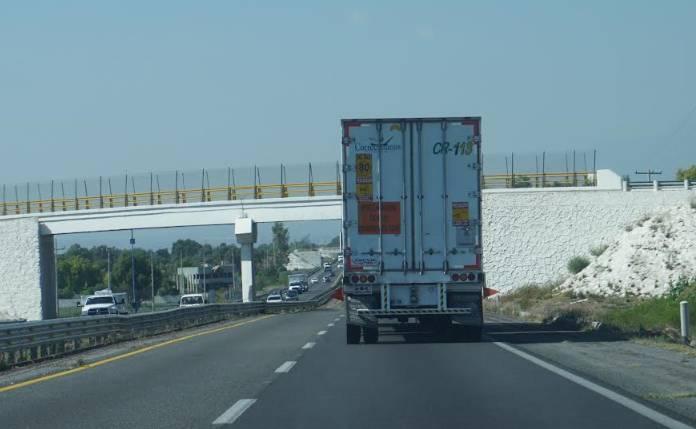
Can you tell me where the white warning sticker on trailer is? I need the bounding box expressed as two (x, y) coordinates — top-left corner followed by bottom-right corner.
(456, 227), (476, 246)
(350, 255), (379, 271)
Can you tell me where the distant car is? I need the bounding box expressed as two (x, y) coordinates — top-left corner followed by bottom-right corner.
(80, 291), (128, 316)
(288, 282), (303, 293)
(322, 275), (331, 283)
(266, 293), (283, 303)
(284, 289), (299, 301)
(310, 277), (319, 285)
(301, 283), (309, 292)
(337, 263), (344, 270)
(179, 294), (205, 308)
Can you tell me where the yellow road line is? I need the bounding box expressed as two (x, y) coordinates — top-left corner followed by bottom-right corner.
(0, 314), (274, 394)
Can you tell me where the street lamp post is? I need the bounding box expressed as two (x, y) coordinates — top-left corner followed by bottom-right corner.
(130, 230), (137, 312)
(202, 262), (208, 303)
(107, 248), (111, 290)
(150, 252), (155, 312)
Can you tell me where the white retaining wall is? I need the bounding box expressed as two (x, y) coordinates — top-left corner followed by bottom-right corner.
(0, 218), (44, 320)
(482, 188), (695, 292)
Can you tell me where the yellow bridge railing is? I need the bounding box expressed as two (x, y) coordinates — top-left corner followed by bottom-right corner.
(0, 170), (595, 217)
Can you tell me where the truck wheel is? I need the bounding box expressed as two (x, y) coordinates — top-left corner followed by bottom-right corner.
(466, 326), (483, 342)
(363, 327), (378, 344)
(346, 324), (361, 344)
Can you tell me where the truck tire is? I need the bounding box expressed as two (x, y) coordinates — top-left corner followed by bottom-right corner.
(363, 327), (378, 344)
(466, 326), (483, 342)
(346, 324), (361, 344)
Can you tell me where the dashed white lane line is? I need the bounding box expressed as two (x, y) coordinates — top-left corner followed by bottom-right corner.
(334, 318), (340, 322)
(317, 330), (327, 336)
(274, 361), (297, 373)
(213, 399), (256, 425)
(328, 323), (335, 327)
(493, 342), (694, 429)
(302, 342), (316, 349)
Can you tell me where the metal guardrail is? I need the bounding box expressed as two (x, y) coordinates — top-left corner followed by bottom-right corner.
(626, 180), (695, 190)
(0, 282), (340, 369)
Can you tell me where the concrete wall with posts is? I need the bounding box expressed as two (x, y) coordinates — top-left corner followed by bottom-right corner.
(482, 171), (696, 292)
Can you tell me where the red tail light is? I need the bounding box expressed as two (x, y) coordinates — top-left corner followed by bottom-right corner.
(359, 275), (367, 283)
(451, 273), (460, 281)
(468, 273), (476, 281)
(367, 275), (376, 283)
(351, 275), (359, 283)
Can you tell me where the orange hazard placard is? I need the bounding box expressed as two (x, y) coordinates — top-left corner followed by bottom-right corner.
(358, 202), (401, 235)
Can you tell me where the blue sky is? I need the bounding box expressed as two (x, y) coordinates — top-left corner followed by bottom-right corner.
(1, 1), (695, 249)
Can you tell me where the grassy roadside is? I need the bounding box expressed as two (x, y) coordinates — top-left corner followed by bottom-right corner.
(485, 280), (696, 345)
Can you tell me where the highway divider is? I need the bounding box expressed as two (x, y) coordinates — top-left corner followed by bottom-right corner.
(0, 281), (340, 370)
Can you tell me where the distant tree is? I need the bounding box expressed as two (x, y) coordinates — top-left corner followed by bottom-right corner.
(325, 236), (340, 247)
(676, 165), (696, 181)
(272, 222), (290, 266)
(291, 234), (316, 251)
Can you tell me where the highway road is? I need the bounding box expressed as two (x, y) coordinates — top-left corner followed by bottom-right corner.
(0, 307), (692, 429)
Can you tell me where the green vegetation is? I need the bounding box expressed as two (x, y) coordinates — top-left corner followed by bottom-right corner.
(601, 278), (696, 337)
(57, 222), (298, 298)
(676, 164), (696, 181)
(567, 256), (590, 274)
(590, 245), (609, 257)
(486, 279), (696, 345)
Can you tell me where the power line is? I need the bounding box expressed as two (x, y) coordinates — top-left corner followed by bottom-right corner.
(665, 103), (696, 142)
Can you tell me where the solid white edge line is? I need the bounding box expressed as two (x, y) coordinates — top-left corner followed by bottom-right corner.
(302, 342), (316, 349)
(317, 330), (327, 335)
(328, 323), (335, 327)
(493, 342), (694, 429)
(213, 399), (257, 425)
(274, 361), (297, 373)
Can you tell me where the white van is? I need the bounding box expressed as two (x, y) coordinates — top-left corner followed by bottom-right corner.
(80, 290), (128, 316)
(179, 294), (205, 307)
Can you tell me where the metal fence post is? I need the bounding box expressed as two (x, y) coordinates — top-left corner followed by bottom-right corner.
(175, 170), (179, 204)
(542, 152), (546, 188)
(308, 163), (315, 196)
(681, 301), (690, 345)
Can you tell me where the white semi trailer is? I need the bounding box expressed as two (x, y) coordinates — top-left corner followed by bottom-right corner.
(341, 117), (484, 344)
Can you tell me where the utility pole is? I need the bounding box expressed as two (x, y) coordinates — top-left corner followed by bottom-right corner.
(107, 248), (111, 290)
(635, 170), (663, 182)
(130, 230), (137, 312)
(53, 242), (65, 319)
(202, 262), (208, 302)
(150, 252), (155, 312)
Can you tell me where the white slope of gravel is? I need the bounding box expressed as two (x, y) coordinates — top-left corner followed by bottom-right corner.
(560, 204), (696, 297)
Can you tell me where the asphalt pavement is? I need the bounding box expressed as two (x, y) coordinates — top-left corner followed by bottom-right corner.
(1, 307), (692, 429)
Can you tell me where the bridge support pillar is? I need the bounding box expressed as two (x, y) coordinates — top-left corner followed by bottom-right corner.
(0, 218), (55, 321)
(235, 218), (257, 303)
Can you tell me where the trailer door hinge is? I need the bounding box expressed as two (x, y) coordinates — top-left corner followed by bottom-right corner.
(467, 162), (480, 170)
(343, 164), (353, 173)
(342, 136), (354, 146)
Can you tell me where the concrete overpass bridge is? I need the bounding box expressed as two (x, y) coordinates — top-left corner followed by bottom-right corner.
(0, 168), (344, 321)
(0, 160), (599, 321)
